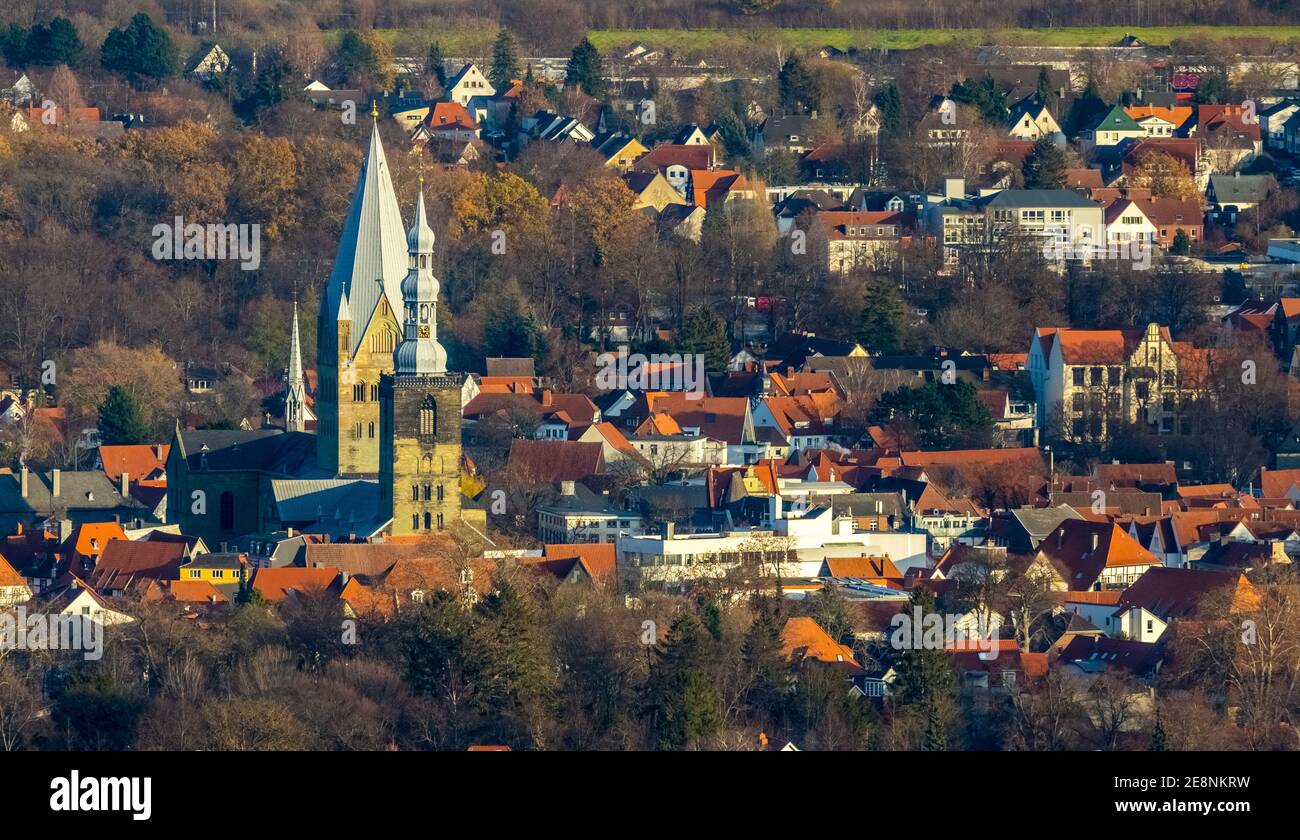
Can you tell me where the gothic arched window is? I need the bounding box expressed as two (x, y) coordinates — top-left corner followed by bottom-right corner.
(420, 395), (436, 437)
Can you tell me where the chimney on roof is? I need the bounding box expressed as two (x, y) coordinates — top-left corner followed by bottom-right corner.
(286, 527), (294, 538)
(1057, 528), (1064, 549)
(51, 469), (60, 498)
(1091, 532), (1099, 552)
(20, 466), (27, 498)
(155, 444), (164, 460)
(121, 471), (130, 499)
(220, 541), (227, 552)
(560, 480), (575, 496)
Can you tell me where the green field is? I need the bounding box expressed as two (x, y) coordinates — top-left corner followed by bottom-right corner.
(587, 26), (1300, 53)
(321, 25), (1300, 58)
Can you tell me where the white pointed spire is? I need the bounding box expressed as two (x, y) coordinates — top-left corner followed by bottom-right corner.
(320, 116), (408, 356)
(285, 300), (307, 432)
(395, 186), (448, 375)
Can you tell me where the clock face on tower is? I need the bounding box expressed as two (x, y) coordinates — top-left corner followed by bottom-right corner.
(418, 325), (430, 338)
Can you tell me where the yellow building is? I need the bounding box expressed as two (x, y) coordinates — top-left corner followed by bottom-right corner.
(179, 552), (247, 585)
(317, 118), (409, 476)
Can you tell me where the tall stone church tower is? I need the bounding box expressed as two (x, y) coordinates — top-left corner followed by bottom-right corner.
(284, 300), (308, 433)
(379, 186), (463, 534)
(317, 117), (406, 476)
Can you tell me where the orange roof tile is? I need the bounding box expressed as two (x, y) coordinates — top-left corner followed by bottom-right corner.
(69, 522), (128, 559)
(0, 552), (27, 588)
(781, 617), (863, 672)
(251, 567), (340, 602)
(98, 444), (169, 482)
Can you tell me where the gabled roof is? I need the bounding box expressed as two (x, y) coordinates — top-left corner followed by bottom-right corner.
(99, 444), (169, 482)
(1094, 462), (1178, 490)
(485, 357), (536, 378)
(1010, 505), (1085, 542)
(632, 143), (712, 173)
(764, 331), (864, 367)
(251, 566), (340, 602)
(1124, 104), (1194, 132)
(0, 552), (27, 589)
(1259, 467), (1300, 499)
(1058, 634), (1162, 674)
(822, 554), (903, 582)
(174, 429), (318, 476)
(982, 189), (1100, 209)
(1063, 168), (1104, 190)
(1208, 173), (1272, 205)
(761, 113), (820, 143)
(525, 543), (617, 588)
(642, 393), (751, 445)
(1121, 137), (1199, 177)
(445, 62), (495, 95)
(781, 617), (863, 674)
(1049, 325), (1172, 365)
(634, 411), (684, 437)
(0, 469), (146, 517)
(424, 101), (479, 131)
(68, 522), (129, 559)
(143, 579), (230, 604)
(91, 539), (188, 591)
(1197, 104), (1261, 142)
(505, 440), (606, 483)
(690, 169), (749, 208)
(1093, 103), (1143, 133)
(1037, 519), (1161, 588)
(815, 210), (909, 241)
(302, 534), (461, 577)
(760, 394), (841, 436)
(1116, 566), (1258, 621)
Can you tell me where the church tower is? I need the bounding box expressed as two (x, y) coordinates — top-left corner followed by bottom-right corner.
(317, 113), (407, 476)
(285, 300), (308, 433)
(379, 184), (463, 535)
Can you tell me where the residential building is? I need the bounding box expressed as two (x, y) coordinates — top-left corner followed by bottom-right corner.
(1027, 323), (1205, 442)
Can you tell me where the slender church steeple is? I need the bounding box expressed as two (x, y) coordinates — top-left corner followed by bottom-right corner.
(285, 299), (307, 432)
(395, 184), (448, 375)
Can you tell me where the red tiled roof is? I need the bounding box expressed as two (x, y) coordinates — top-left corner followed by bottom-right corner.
(504, 439), (605, 483)
(425, 101), (480, 131)
(99, 444), (169, 482)
(0, 552), (27, 588)
(1063, 168), (1104, 190)
(251, 566), (340, 602)
(1118, 566), (1259, 620)
(1037, 520), (1160, 588)
(632, 143), (712, 173)
(823, 555), (902, 581)
(781, 617), (863, 674)
(91, 539), (187, 590)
